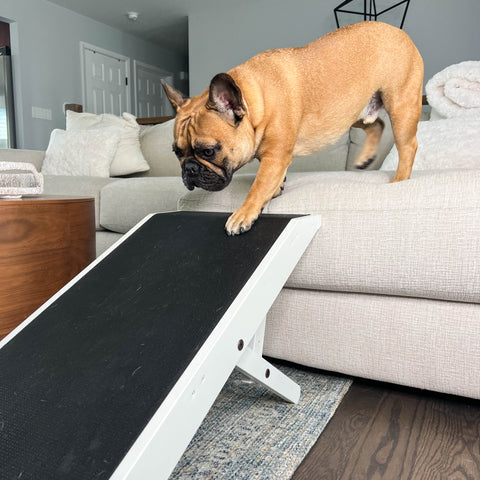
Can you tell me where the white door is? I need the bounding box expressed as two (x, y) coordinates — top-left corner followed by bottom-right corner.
(134, 60), (174, 118)
(81, 43), (130, 115)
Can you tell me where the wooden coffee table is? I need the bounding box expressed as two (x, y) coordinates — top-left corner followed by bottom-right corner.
(0, 195), (95, 338)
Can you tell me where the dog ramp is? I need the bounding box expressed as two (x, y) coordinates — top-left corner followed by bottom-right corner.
(0, 211), (321, 480)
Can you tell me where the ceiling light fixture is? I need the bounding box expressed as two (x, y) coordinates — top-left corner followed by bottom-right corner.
(126, 11), (139, 22)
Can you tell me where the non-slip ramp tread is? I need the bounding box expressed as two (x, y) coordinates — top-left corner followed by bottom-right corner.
(0, 212), (295, 480)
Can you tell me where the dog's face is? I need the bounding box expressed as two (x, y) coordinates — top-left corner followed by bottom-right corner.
(163, 74), (255, 192)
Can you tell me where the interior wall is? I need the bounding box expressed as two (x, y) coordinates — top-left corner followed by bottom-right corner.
(1, 0), (188, 150)
(189, 0), (480, 96)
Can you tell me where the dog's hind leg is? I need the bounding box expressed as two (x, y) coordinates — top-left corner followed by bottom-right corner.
(383, 85), (423, 183)
(352, 118), (385, 169)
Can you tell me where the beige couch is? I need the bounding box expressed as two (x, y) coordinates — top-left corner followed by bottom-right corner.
(2, 114), (479, 400)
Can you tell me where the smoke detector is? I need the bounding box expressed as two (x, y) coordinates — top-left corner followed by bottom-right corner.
(126, 11), (139, 21)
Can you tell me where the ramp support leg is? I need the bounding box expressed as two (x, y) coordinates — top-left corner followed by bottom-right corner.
(236, 317), (301, 404)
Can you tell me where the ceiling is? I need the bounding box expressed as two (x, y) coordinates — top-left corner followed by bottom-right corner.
(48, 0), (234, 57)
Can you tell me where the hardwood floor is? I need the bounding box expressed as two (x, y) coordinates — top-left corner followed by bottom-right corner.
(292, 379), (480, 480)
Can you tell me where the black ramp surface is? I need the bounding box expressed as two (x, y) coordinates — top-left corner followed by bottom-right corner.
(0, 211), (296, 480)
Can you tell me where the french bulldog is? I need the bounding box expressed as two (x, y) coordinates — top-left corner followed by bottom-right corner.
(162, 21), (424, 235)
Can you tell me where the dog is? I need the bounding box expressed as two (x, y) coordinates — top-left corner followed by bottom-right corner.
(162, 21), (424, 235)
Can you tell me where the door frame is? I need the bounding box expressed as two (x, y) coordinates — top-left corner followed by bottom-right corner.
(80, 42), (131, 114)
(133, 60), (173, 117)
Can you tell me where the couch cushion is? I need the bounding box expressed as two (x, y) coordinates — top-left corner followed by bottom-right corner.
(139, 120), (348, 178)
(100, 177), (186, 233)
(178, 169), (480, 303)
(238, 132), (350, 174)
(43, 175), (119, 230)
(96, 231), (124, 257)
(138, 120), (182, 177)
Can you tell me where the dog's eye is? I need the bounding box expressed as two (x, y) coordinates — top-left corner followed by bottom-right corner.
(193, 143), (220, 161)
(203, 148), (215, 158)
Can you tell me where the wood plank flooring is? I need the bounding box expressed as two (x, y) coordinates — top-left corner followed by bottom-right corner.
(292, 379), (480, 480)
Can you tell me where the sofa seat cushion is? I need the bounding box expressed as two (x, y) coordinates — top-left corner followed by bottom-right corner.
(43, 175), (119, 230)
(178, 169), (480, 303)
(99, 177), (186, 233)
(96, 231), (124, 257)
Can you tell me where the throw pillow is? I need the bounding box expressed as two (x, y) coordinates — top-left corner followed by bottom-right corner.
(66, 111), (150, 176)
(381, 118), (480, 171)
(42, 128), (121, 177)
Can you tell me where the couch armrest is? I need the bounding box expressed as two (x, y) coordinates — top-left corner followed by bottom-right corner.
(0, 149), (45, 172)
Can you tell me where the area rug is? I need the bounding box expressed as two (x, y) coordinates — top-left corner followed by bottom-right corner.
(170, 362), (352, 479)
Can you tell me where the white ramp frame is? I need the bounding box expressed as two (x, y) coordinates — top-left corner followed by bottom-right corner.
(237, 317), (300, 403)
(0, 213), (321, 480)
(111, 214), (321, 480)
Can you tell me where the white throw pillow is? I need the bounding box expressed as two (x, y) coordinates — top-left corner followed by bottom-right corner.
(381, 118), (480, 171)
(42, 128), (121, 177)
(66, 111), (150, 176)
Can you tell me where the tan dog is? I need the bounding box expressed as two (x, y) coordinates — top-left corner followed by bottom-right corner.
(162, 21), (424, 235)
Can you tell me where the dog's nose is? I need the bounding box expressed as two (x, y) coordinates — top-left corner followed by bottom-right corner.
(184, 159), (200, 176)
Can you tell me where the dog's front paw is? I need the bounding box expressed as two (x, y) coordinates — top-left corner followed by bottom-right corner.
(225, 206), (260, 236)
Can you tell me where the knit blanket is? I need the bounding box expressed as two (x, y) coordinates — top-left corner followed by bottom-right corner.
(381, 117), (480, 171)
(0, 161), (44, 197)
(426, 61), (480, 119)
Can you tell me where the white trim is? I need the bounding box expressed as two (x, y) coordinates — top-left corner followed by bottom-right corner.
(80, 41), (131, 113)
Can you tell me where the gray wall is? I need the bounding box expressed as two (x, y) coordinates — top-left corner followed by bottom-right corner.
(1, 0), (188, 150)
(189, 0), (480, 95)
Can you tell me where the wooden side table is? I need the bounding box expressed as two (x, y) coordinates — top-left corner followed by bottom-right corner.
(0, 196), (95, 338)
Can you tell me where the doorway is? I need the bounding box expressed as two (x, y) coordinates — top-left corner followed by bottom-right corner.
(80, 42), (130, 115)
(133, 60), (174, 118)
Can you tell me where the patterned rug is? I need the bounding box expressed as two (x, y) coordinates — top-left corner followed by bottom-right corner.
(170, 362), (352, 479)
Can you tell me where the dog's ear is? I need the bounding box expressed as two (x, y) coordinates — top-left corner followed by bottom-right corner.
(206, 73), (246, 126)
(161, 80), (188, 111)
